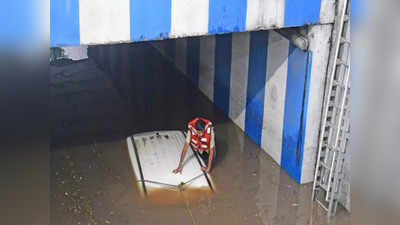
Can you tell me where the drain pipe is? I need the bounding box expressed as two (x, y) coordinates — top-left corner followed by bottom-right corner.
(276, 28), (309, 51)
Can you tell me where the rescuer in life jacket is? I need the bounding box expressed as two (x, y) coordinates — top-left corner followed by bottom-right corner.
(173, 117), (215, 174)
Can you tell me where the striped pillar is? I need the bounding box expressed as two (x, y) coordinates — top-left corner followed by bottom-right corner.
(162, 29), (323, 183)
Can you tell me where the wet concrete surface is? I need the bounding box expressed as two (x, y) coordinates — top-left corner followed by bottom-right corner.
(50, 42), (350, 225)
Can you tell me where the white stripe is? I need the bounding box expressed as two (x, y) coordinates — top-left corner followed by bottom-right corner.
(262, 0), (285, 28)
(261, 31), (289, 165)
(175, 38), (187, 75)
(171, 0), (209, 37)
(319, 0), (335, 24)
(246, 0), (285, 30)
(229, 32), (250, 130)
(199, 35), (215, 102)
(79, 0), (130, 44)
(246, 0), (262, 30)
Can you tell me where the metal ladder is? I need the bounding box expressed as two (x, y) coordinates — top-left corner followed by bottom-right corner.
(312, 0), (351, 218)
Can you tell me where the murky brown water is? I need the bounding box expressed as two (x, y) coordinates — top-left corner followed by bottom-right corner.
(144, 187), (214, 205)
(50, 42), (350, 225)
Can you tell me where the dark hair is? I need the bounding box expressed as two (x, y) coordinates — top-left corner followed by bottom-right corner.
(195, 119), (206, 131)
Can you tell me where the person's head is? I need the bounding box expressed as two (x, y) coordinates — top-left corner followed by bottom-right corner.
(195, 119), (206, 136)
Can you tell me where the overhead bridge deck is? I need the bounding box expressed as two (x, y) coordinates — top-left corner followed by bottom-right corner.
(50, 0), (334, 46)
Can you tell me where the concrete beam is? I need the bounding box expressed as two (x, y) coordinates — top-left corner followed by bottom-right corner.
(276, 28), (309, 51)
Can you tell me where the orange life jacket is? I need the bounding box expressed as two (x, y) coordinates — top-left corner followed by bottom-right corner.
(188, 117), (213, 153)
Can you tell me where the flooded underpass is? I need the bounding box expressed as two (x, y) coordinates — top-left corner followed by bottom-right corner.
(50, 42), (350, 225)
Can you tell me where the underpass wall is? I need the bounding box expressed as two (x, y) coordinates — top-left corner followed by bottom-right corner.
(152, 25), (332, 184)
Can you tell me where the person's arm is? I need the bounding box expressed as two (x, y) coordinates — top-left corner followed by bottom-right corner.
(173, 131), (191, 174)
(205, 147), (214, 173)
(172, 142), (189, 174)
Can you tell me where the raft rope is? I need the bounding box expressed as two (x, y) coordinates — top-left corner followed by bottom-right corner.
(135, 173), (206, 225)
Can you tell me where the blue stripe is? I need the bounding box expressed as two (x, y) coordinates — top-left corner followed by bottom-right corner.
(284, 0), (321, 27)
(281, 44), (312, 183)
(244, 31), (268, 146)
(208, 0), (247, 34)
(213, 34), (232, 115)
(187, 37), (200, 87)
(130, 0), (171, 41)
(50, 0), (80, 46)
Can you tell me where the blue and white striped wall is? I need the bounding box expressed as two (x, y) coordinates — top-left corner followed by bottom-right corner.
(50, 0), (334, 47)
(153, 24), (332, 183)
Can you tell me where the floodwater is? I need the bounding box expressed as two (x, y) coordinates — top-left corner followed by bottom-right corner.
(50, 41), (350, 225)
(144, 187), (214, 205)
